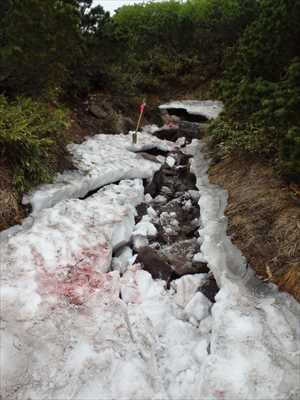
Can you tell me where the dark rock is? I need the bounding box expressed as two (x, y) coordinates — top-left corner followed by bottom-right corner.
(135, 203), (148, 223)
(160, 239), (208, 276)
(163, 108), (208, 123)
(89, 103), (108, 119)
(136, 246), (178, 285)
(144, 168), (167, 198)
(153, 128), (180, 142)
(199, 273), (219, 303)
(136, 152), (161, 163)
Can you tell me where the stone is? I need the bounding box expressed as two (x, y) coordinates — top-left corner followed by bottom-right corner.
(199, 273), (220, 302)
(160, 239), (208, 276)
(136, 246), (177, 284)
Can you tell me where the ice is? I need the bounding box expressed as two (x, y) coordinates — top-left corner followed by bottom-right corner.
(159, 100), (224, 120)
(23, 132), (177, 214)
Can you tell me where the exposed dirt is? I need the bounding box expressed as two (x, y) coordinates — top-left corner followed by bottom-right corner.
(208, 153), (300, 302)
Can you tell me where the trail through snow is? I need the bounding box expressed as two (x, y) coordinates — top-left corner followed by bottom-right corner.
(1, 112), (299, 400)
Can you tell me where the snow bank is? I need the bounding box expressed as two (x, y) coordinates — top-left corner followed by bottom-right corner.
(159, 100), (224, 120)
(1, 176), (211, 399)
(189, 140), (300, 400)
(23, 131), (177, 214)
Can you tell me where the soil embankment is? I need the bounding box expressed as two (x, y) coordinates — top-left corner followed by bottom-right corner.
(209, 154), (300, 302)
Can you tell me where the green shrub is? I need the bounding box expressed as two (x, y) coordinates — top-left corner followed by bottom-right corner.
(0, 96), (68, 192)
(212, 0), (300, 181)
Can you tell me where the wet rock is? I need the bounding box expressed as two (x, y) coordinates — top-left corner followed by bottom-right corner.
(144, 169), (164, 197)
(160, 239), (208, 276)
(153, 128), (180, 142)
(159, 196), (199, 241)
(136, 246), (178, 283)
(135, 203), (148, 223)
(199, 273), (220, 303)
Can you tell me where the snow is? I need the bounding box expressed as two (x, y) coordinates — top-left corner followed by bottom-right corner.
(166, 155), (176, 168)
(189, 139), (300, 400)
(23, 131), (177, 214)
(132, 215), (158, 250)
(1, 117), (300, 400)
(112, 246), (134, 274)
(159, 100), (224, 120)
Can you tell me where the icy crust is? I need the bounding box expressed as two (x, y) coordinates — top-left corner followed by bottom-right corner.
(189, 140), (300, 400)
(1, 178), (213, 399)
(159, 100), (224, 120)
(22, 131), (177, 214)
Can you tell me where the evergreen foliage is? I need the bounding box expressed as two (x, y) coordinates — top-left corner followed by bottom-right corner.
(213, 0), (300, 180)
(0, 0), (299, 188)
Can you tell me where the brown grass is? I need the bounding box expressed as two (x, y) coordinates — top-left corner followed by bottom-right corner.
(209, 153), (300, 302)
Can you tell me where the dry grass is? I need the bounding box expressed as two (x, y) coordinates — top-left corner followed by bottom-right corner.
(209, 154), (300, 302)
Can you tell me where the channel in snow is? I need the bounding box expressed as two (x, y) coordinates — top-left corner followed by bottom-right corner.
(1, 129), (299, 400)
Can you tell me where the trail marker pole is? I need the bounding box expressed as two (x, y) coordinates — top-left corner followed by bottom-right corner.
(132, 99), (146, 145)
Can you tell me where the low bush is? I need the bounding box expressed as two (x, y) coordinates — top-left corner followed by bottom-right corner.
(0, 96), (69, 191)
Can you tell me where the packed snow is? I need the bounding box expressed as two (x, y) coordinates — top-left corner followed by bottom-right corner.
(22, 131), (177, 214)
(1, 112), (300, 400)
(188, 139), (300, 400)
(159, 100), (224, 120)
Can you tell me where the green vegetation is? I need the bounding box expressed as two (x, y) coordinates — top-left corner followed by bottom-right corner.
(212, 0), (300, 181)
(0, 0), (299, 192)
(0, 96), (68, 191)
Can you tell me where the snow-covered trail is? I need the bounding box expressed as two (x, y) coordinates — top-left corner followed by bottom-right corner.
(1, 108), (300, 400)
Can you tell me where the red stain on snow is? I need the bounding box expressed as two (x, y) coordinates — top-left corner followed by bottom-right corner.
(32, 242), (117, 305)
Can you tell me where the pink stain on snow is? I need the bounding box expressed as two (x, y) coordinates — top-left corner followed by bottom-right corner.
(32, 242), (117, 305)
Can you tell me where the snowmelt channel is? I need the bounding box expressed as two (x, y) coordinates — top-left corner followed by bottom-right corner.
(0, 103), (299, 400)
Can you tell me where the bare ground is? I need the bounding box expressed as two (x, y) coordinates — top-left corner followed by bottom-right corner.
(209, 154), (300, 302)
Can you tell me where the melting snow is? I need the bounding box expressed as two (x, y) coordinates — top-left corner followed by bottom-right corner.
(0, 125), (299, 400)
(159, 100), (224, 120)
(22, 131), (176, 214)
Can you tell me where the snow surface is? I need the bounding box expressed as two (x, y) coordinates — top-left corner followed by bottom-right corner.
(189, 140), (300, 400)
(22, 131), (177, 214)
(1, 177), (211, 399)
(1, 123), (300, 400)
(159, 100), (224, 120)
